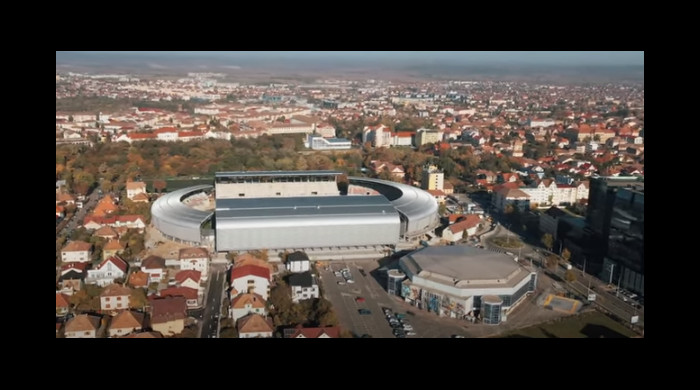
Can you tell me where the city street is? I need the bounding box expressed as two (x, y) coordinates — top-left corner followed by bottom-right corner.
(57, 190), (100, 238)
(200, 264), (226, 338)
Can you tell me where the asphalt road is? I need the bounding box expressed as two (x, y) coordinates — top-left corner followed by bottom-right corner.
(57, 190), (100, 238)
(200, 264), (226, 338)
(320, 261), (399, 338)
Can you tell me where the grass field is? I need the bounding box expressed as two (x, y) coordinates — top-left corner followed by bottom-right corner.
(489, 236), (524, 249)
(501, 311), (639, 338)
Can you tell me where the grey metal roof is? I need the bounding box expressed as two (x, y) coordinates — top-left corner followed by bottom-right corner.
(402, 245), (521, 282)
(348, 177), (439, 236)
(216, 195), (397, 220)
(215, 170), (343, 178)
(150, 185), (213, 243)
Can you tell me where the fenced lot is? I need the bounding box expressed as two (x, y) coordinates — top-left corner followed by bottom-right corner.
(500, 311), (639, 338)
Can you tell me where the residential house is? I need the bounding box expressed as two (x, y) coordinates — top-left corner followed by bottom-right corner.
(493, 187), (531, 213)
(64, 314), (101, 338)
(174, 270), (202, 290)
(415, 128), (443, 146)
(56, 293), (71, 317)
(92, 195), (119, 217)
(108, 310), (146, 337)
(58, 263), (87, 294)
(230, 264), (271, 301)
(179, 247), (209, 281)
(427, 189), (447, 205)
(233, 253), (275, 273)
(61, 240), (92, 263)
(575, 181), (589, 201)
(284, 325), (341, 338)
(441, 214), (482, 243)
(131, 193), (150, 203)
(121, 331), (163, 338)
(442, 182), (454, 195)
(115, 215), (146, 230)
(160, 287), (200, 308)
(230, 292), (267, 322)
(237, 313), (274, 338)
(286, 251), (310, 273)
(362, 124), (390, 147)
(126, 181), (147, 201)
(102, 239), (125, 261)
(141, 255), (166, 284)
(56, 192), (75, 205)
(390, 131), (414, 147)
(94, 225), (119, 240)
(150, 296), (188, 336)
(86, 255), (128, 287)
(371, 160), (405, 180)
(128, 270), (149, 289)
(539, 206), (567, 241)
(289, 272), (319, 303)
(100, 283), (132, 313)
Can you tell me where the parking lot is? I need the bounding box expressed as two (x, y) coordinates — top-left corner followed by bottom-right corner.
(320, 259), (573, 338)
(320, 260), (472, 338)
(319, 261), (397, 338)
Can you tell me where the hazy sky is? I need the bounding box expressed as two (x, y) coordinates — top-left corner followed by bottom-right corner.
(63, 51), (644, 66)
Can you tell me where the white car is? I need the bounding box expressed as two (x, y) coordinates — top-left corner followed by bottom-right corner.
(347, 279), (355, 284)
(337, 281), (346, 285)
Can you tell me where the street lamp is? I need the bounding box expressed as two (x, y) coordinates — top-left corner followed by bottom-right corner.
(608, 263), (615, 286)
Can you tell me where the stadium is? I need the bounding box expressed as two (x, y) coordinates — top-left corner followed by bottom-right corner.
(150, 170), (439, 255)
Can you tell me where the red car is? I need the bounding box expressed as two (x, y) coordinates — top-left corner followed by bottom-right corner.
(355, 297), (366, 303)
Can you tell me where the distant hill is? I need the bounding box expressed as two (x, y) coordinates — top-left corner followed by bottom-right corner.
(56, 52), (643, 84)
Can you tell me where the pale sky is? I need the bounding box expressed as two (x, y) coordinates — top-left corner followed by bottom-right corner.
(60, 51), (644, 66)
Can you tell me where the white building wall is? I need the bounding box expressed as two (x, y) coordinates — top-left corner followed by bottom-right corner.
(240, 331), (272, 338)
(291, 285), (319, 303)
(62, 250), (90, 263)
(231, 306), (267, 322)
(231, 276), (270, 301)
(180, 258), (209, 280)
(287, 260), (310, 273)
(65, 330), (96, 338)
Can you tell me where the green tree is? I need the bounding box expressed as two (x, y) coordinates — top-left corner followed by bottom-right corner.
(153, 180), (167, 193)
(541, 233), (554, 252)
(562, 248), (571, 263)
(129, 288), (148, 309)
(564, 269), (577, 282)
(438, 203), (447, 216)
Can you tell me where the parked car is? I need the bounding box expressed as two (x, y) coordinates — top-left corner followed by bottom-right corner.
(358, 309), (372, 315)
(356, 297), (366, 303)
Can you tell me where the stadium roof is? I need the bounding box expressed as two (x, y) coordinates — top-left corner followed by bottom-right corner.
(216, 195), (397, 221)
(150, 185), (213, 242)
(349, 177), (439, 236)
(216, 195), (398, 229)
(215, 170), (343, 178)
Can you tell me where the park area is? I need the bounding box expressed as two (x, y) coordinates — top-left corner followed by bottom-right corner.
(500, 311), (639, 338)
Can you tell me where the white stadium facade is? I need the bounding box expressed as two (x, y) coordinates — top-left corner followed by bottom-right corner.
(150, 170), (440, 254)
